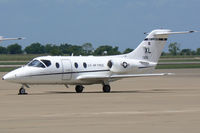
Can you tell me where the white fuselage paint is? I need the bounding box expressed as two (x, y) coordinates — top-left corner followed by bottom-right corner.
(3, 55), (155, 85)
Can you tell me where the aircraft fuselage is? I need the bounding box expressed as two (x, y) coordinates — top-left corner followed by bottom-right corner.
(3, 55), (155, 85)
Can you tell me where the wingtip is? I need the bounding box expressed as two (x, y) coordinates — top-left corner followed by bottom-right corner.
(161, 73), (175, 76)
(189, 30), (198, 33)
(18, 37), (26, 40)
(166, 73), (175, 76)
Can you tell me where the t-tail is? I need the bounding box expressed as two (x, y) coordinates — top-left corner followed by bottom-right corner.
(126, 29), (196, 63)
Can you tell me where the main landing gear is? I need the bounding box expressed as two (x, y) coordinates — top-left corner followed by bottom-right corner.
(75, 85), (84, 93)
(74, 84), (111, 93)
(18, 86), (28, 95)
(103, 85), (111, 93)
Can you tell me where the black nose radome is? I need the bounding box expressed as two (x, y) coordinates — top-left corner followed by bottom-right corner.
(2, 78), (4, 80)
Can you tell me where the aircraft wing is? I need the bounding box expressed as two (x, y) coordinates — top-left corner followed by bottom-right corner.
(77, 73), (173, 81)
(110, 73), (173, 78)
(0, 36), (25, 41)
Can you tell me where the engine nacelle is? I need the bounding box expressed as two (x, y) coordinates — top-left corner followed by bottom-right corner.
(107, 58), (138, 73)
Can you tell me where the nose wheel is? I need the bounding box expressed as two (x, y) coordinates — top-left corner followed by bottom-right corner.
(18, 86), (28, 95)
(75, 85), (84, 93)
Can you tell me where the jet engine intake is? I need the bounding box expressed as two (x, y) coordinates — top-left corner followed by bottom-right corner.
(107, 59), (136, 73)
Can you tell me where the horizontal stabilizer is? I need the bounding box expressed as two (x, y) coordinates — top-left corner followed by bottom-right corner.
(155, 30), (197, 35)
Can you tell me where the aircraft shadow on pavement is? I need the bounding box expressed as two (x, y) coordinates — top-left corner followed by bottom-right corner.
(29, 89), (173, 95)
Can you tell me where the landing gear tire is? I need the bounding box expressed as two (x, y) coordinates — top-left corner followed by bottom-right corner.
(75, 85), (84, 93)
(18, 87), (27, 95)
(103, 85), (111, 93)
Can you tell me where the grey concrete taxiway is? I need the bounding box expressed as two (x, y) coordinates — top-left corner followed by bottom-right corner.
(0, 69), (200, 133)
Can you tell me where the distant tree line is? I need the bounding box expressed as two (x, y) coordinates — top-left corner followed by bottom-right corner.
(162, 42), (200, 56)
(0, 42), (133, 56)
(0, 42), (200, 56)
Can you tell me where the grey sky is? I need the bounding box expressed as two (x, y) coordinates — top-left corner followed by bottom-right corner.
(0, 0), (199, 51)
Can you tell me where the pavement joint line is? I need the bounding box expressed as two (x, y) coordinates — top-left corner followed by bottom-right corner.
(41, 109), (200, 117)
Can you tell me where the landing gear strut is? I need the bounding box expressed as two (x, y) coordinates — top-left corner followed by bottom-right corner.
(103, 85), (111, 93)
(75, 85), (84, 93)
(18, 86), (28, 95)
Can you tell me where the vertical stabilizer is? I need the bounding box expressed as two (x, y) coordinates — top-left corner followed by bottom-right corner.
(126, 29), (195, 63)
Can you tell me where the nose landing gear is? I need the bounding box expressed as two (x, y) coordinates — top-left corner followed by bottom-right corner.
(18, 85), (28, 95)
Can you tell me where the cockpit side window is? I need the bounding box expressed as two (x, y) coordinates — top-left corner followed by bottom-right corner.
(28, 60), (45, 68)
(41, 60), (51, 67)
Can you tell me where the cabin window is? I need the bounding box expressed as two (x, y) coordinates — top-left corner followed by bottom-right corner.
(83, 62), (87, 68)
(41, 60), (51, 67)
(28, 60), (45, 68)
(74, 62), (78, 68)
(56, 63), (60, 68)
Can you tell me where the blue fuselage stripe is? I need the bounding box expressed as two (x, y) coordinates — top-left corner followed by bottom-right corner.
(25, 69), (110, 77)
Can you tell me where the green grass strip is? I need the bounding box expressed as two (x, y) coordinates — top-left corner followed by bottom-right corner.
(0, 62), (27, 65)
(159, 59), (200, 62)
(0, 54), (46, 61)
(160, 55), (200, 58)
(156, 64), (200, 69)
(0, 67), (18, 72)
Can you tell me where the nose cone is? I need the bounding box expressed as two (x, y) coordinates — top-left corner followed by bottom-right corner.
(2, 72), (16, 82)
(2, 66), (32, 83)
(2, 67), (23, 83)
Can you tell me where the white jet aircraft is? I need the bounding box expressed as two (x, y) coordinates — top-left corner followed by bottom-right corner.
(2, 29), (195, 95)
(0, 36), (24, 42)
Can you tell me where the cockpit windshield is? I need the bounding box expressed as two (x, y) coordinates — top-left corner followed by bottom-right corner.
(28, 60), (45, 68)
(41, 60), (51, 67)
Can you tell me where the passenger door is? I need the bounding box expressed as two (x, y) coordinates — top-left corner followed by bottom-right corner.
(61, 59), (72, 80)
